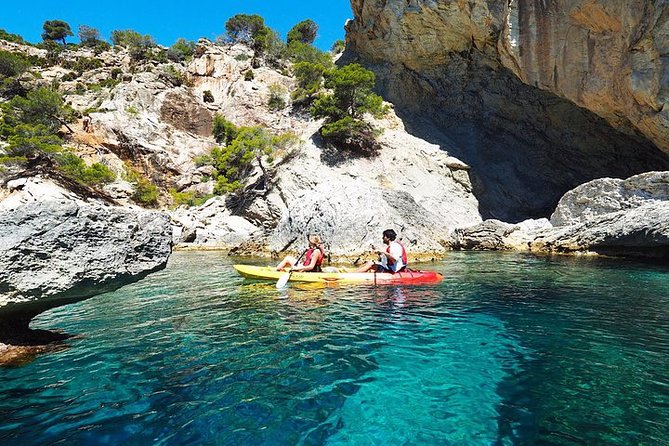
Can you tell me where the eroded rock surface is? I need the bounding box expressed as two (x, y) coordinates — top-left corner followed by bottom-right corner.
(0, 178), (172, 343)
(453, 172), (669, 257)
(346, 0), (669, 221)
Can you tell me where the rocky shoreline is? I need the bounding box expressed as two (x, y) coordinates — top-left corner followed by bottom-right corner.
(0, 177), (173, 366)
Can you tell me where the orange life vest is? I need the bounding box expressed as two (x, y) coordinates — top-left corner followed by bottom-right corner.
(303, 246), (324, 271)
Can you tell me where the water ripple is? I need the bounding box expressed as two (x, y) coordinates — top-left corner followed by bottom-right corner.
(1, 252), (668, 445)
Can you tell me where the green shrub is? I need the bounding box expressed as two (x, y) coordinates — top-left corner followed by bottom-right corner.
(56, 152), (115, 186)
(193, 154), (212, 167)
(0, 29), (26, 44)
(124, 165), (159, 206)
(244, 69), (254, 81)
(111, 29), (156, 61)
(125, 106), (139, 116)
(60, 71), (79, 82)
(169, 189), (212, 208)
(331, 39), (346, 54)
(99, 77), (121, 88)
(160, 64), (185, 86)
(234, 54), (249, 62)
(62, 56), (103, 73)
(0, 50), (31, 78)
(284, 41), (332, 67)
(291, 61), (327, 105)
(203, 90), (214, 103)
(212, 114), (238, 145)
(167, 38), (196, 62)
(110, 67), (123, 79)
(1, 86), (76, 133)
(0, 155), (28, 165)
(210, 126), (297, 194)
(287, 20), (318, 45)
(267, 83), (287, 110)
(4, 124), (62, 157)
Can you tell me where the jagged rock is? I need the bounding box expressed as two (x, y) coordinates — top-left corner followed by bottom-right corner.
(264, 124), (481, 260)
(171, 197), (261, 248)
(529, 201), (669, 257)
(501, 173), (669, 257)
(346, 0), (669, 221)
(0, 178), (172, 342)
(450, 220), (519, 251)
(550, 172), (669, 226)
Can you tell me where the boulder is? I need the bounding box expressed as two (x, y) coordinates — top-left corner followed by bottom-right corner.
(449, 220), (519, 251)
(551, 171), (669, 226)
(530, 201), (669, 257)
(0, 178), (172, 343)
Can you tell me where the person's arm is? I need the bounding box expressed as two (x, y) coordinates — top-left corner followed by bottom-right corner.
(380, 244), (399, 263)
(387, 243), (403, 264)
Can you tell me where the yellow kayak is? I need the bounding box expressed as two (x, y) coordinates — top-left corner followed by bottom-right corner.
(232, 265), (444, 285)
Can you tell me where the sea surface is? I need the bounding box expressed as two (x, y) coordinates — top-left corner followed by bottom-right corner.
(1, 251), (669, 445)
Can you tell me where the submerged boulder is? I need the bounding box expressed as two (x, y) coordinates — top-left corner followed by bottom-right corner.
(0, 177), (172, 345)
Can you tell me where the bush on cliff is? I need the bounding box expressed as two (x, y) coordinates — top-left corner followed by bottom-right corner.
(111, 29), (156, 61)
(41, 20), (73, 45)
(287, 20), (318, 45)
(310, 63), (386, 155)
(56, 152), (116, 186)
(0, 28), (26, 44)
(167, 38), (196, 62)
(0, 50), (30, 79)
(212, 114), (238, 145)
(1, 86), (76, 134)
(209, 123), (298, 194)
(291, 61), (327, 105)
(124, 165), (159, 206)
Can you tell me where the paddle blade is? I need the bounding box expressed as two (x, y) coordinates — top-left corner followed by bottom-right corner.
(276, 272), (290, 289)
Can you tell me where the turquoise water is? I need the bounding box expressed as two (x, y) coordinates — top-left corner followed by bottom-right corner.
(2, 252), (669, 445)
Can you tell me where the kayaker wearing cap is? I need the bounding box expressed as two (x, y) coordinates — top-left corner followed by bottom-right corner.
(356, 229), (408, 273)
(276, 234), (325, 272)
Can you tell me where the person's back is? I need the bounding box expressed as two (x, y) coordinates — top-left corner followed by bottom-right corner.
(385, 238), (407, 272)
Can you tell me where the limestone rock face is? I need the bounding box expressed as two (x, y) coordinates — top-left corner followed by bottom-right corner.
(550, 171), (669, 226)
(0, 178), (172, 337)
(93, 71), (214, 183)
(530, 201), (669, 257)
(173, 114), (482, 259)
(449, 219), (519, 250)
(501, 1), (669, 153)
(346, 0), (669, 221)
(456, 172), (669, 257)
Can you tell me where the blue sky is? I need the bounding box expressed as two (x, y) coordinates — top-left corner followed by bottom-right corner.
(1, 0), (353, 50)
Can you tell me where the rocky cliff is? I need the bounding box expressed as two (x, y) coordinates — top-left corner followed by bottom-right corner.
(346, 0), (669, 221)
(6, 39), (482, 258)
(450, 172), (669, 257)
(0, 177), (172, 349)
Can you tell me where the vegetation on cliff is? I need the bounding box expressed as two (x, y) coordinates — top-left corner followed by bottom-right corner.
(0, 13), (387, 207)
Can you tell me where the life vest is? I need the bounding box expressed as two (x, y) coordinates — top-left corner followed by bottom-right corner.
(303, 246), (325, 272)
(386, 241), (408, 269)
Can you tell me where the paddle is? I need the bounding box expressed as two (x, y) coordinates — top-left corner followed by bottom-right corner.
(276, 248), (308, 289)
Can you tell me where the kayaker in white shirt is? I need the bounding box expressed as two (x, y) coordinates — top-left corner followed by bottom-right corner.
(355, 229), (408, 273)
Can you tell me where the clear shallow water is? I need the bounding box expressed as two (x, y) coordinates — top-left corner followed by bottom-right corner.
(2, 252), (669, 445)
